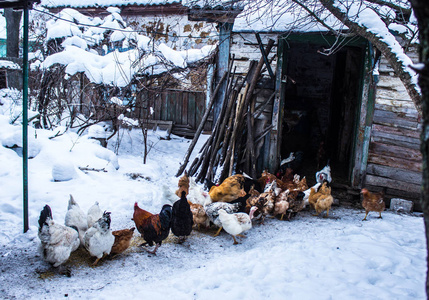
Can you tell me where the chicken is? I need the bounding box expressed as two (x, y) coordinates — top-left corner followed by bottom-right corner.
(308, 181), (333, 217)
(308, 181), (331, 209)
(303, 182), (322, 207)
(189, 177), (212, 206)
(217, 206), (258, 244)
(204, 202), (241, 236)
(316, 162), (332, 184)
(132, 202), (172, 255)
(65, 195), (88, 245)
(171, 191), (194, 243)
(208, 174), (248, 202)
(87, 201), (103, 228)
(273, 189), (290, 220)
(314, 194), (334, 217)
(38, 205), (80, 275)
(189, 202), (210, 230)
(109, 227), (135, 258)
(175, 171), (190, 197)
(285, 191), (306, 220)
(361, 188), (385, 221)
(83, 211), (115, 266)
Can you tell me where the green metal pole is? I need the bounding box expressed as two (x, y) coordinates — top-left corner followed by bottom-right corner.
(23, 6), (29, 233)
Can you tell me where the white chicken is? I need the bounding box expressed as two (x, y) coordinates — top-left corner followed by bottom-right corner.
(204, 202), (241, 236)
(315, 162), (332, 184)
(188, 177), (212, 206)
(217, 206), (258, 244)
(65, 195), (88, 245)
(87, 201), (103, 228)
(83, 211), (115, 266)
(38, 205), (80, 275)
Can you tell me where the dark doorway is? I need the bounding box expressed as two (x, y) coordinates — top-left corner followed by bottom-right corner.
(279, 39), (365, 186)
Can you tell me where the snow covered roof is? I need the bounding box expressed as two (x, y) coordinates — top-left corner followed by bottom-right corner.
(40, 0), (181, 9)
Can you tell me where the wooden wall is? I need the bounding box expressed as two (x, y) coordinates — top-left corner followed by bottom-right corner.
(366, 49), (422, 205)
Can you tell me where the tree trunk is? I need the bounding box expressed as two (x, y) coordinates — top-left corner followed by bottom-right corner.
(5, 8), (22, 90)
(409, 0), (429, 298)
(319, 0), (422, 114)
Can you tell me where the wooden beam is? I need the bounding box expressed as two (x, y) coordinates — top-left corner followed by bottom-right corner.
(255, 33), (275, 80)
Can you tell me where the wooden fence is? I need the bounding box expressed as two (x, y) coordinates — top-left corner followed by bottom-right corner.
(132, 89), (212, 137)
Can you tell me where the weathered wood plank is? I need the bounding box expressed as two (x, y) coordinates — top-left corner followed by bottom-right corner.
(365, 174), (421, 193)
(188, 93), (196, 129)
(373, 109), (418, 122)
(366, 163), (421, 184)
(376, 97), (416, 109)
(182, 92), (188, 125)
(370, 128), (420, 149)
(369, 142), (422, 162)
(367, 153), (422, 172)
(373, 113), (419, 130)
(375, 103), (419, 118)
(371, 135), (420, 150)
(372, 123), (420, 139)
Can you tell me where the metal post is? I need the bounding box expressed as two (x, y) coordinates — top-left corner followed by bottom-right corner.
(23, 5), (29, 233)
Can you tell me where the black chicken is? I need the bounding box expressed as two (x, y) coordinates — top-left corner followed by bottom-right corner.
(171, 191), (194, 243)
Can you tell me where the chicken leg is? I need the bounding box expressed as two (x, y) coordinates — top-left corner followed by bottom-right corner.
(214, 226), (223, 237)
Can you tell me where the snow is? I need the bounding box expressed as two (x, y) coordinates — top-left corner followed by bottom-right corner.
(37, 8), (216, 87)
(0, 89), (426, 299)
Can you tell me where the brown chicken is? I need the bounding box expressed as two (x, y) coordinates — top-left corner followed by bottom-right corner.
(361, 188), (385, 221)
(176, 171), (190, 197)
(309, 181), (333, 217)
(110, 227), (135, 257)
(132, 203), (172, 255)
(273, 189), (290, 220)
(209, 174), (247, 202)
(189, 201), (209, 230)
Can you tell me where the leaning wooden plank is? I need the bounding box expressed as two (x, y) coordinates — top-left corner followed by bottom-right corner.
(367, 153), (422, 172)
(373, 109), (418, 122)
(365, 174), (421, 193)
(369, 142), (422, 162)
(366, 163), (422, 184)
(176, 71), (228, 177)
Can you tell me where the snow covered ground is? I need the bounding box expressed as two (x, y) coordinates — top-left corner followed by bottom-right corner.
(0, 90), (426, 299)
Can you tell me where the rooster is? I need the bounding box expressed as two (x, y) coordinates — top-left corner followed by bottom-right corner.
(83, 211), (115, 266)
(132, 202), (172, 255)
(38, 205), (80, 276)
(171, 191), (194, 243)
(316, 162), (332, 184)
(361, 188), (385, 221)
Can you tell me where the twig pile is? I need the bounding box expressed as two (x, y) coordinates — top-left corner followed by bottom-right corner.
(177, 39), (275, 184)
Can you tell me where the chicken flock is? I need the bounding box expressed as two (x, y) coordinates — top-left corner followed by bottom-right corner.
(37, 163), (386, 276)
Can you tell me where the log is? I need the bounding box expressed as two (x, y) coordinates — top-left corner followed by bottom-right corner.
(176, 71), (227, 177)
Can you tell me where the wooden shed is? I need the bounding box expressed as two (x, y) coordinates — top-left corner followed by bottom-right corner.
(229, 30), (422, 208)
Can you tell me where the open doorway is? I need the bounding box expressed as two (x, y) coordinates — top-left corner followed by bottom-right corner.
(279, 39), (365, 186)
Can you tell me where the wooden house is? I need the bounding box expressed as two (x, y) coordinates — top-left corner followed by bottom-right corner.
(229, 29), (421, 208)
